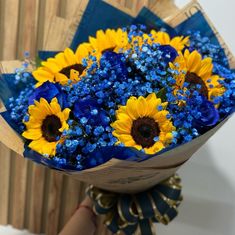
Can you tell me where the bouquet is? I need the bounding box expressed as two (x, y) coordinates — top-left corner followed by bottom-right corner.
(0, 0), (234, 234)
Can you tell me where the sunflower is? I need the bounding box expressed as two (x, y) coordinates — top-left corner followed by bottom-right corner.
(22, 98), (70, 156)
(87, 28), (129, 58)
(33, 46), (89, 87)
(111, 93), (175, 154)
(170, 49), (225, 100)
(150, 30), (189, 51)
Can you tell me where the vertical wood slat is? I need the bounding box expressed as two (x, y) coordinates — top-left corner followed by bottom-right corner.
(57, 178), (82, 231)
(0, 143), (11, 225)
(45, 172), (64, 235)
(27, 164), (46, 233)
(6, 0), (39, 231)
(0, 0), (20, 60)
(40, 0), (61, 48)
(16, 0), (39, 59)
(0, 0), (27, 232)
(10, 153), (28, 230)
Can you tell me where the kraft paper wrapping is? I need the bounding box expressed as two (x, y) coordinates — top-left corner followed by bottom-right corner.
(0, 0), (234, 193)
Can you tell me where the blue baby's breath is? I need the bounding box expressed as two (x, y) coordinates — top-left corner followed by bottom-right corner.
(5, 27), (235, 170)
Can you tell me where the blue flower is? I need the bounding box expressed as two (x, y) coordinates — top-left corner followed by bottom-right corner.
(73, 98), (110, 126)
(159, 45), (178, 63)
(190, 95), (219, 130)
(100, 51), (128, 78)
(28, 82), (67, 108)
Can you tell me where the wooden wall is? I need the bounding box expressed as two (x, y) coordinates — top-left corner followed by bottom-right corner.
(0, 0), (176, 234)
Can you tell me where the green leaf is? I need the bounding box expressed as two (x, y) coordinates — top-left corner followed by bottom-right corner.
(35, 55), (42, 68)
(156, 88), (167, 102)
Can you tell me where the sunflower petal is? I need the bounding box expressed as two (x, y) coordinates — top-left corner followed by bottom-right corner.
(50, 98), (61, 114)
(33, 69), (54, 83)
(64, 48), (77, 65)
(22, 128), (42, 140)
(126, 97), (138, 119)
(62, 108), (71, 120)
(187, 50), (201, 73)
(137, 96), (148, 117)
(55, 73), (69, 85)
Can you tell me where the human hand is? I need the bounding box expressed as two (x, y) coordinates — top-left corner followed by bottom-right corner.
(59, 197), (97, 235)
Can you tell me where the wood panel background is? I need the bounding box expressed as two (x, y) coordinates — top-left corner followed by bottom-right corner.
(0, 0), (177, 234)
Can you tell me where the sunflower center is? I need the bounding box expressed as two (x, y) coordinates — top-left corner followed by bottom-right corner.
(101, 47), (115, 54)
(60, 64), (85, 78)
(41, 115), (62, 142)
(131, 117), (160, 148)
(185, 72), (208, 98)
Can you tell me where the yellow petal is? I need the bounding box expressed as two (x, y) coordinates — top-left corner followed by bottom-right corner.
(64, 48), (77, 65)
(146, 94), (161, 116)
(42, 140), (57, 156)
(55, 52), (67, 68)
(28, 105), (48, 119)
(22, 128), (42, 140)
(111, 120), (131, 134)
(137, 96), (148, 117)
(59, 121), (69, 132)
(33, 69), (54, 83)
(89, 36), (98, 49)
(116, 113), (132, 126)
(40, 98), (53, 115)
(62, 108), (71, 120)
(70, 69), (80, 82)
(145, 141), (164, 154)
(153, 110), (169, 124)
(24, 118), (43, 129)
(126, 97), (138, 119)
(41, 58), (61, 74)
(187, 51), (201, 73)
(55, 73), (69, 85)
(117, 134), (135, 146)
(29, 138), (46, 154)
(50, 98), (61, 114)
(198, 58), (213, 79)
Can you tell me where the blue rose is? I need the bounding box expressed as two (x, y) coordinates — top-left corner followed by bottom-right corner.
(100, 51), (128, 78)
(159, 45), (178, 63)
(190, 95), (219, 130)
(73, 98), (110, 126)
(28, 82), (67, 108)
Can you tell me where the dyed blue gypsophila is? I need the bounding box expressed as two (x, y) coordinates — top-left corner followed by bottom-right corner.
(6, 60), (35, 132)
(14, 53), (35, 85)
(7, 86), (34, 132)
(212, 63), (235, 117)
(185, 31), (235, 118)
(55, 29), (183, 164)
(52, 27), (235, 164)
(55, 117), (117, 168)
(67, 33), (179, 108)
(188, 31), (229, 67)
(5, 27), (235, 170)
